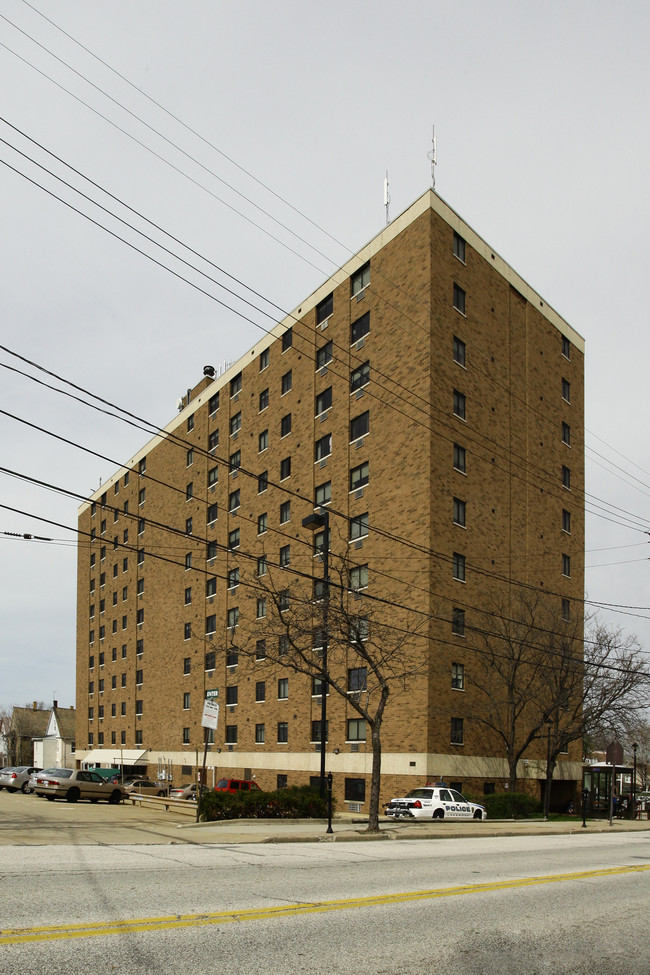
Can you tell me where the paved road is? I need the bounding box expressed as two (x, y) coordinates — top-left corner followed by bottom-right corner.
(1, 792), (649, 973)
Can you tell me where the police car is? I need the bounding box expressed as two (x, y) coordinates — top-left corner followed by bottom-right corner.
(385, 785), (487, 821)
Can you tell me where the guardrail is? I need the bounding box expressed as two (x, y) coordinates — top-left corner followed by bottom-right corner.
(127, 794), (197, 816)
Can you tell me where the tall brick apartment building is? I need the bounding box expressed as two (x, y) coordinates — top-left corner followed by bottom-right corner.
(76, 189), (584, 810)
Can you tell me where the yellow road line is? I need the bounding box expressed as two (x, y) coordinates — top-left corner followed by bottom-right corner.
(2, 864), (648, 945)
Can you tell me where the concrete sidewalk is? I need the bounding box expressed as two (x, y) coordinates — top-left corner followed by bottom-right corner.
(175, 814), (650, 845)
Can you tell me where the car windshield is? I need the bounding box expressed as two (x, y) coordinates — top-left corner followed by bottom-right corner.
(451, 790), (468, 803)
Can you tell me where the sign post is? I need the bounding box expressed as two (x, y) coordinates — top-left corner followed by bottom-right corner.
(197, 691), (219, 823)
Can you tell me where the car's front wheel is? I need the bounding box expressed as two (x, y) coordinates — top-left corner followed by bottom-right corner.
(21, 782), (31, 794)
(473, 810), (483, 820)
(433, 808), (444, 820)
(108, 790), (122, 805)
(66, 787), (80, 803)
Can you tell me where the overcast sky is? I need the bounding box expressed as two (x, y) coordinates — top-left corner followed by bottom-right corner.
(1, 1), (649, 713)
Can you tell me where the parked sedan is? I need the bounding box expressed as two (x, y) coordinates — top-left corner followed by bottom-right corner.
(169, 783), (198, 800)
(385, 786), (487, 821)
(0, 766), (42, 793)
(33, 768), (127, 804)
(0, 766), (14, 789)
(122, 778), (167, 797)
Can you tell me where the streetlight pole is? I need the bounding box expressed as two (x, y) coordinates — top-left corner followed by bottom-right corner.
(302, 508), (329, 800)
(633, 742), (638, 819)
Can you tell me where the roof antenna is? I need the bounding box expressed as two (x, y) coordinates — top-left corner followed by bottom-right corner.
(427, 126), (437, 191)
(384, 170), (390, 225)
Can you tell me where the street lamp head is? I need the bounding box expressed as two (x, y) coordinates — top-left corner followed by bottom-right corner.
(302, 509), (329, 531)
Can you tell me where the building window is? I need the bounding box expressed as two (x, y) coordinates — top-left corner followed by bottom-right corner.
(226, 649), (238, 667)
(227, 607), (239, 629)
(135, 700), (143, 716)
(229, 489), (240, 512)
(347, 719), (367, 742)
(350, 512), (369, 541)
(278, 589), (289, 611)
(257, 470), (268, 494)
(350, 410), (369, 442)
(278, 678), (289, 700)
(453, 337), (466, 366)
(280, 457), (291, 480)
(279, 544), (291, 567)
(281, 370), (292, 394)
(205, 614), (217, 636)
(562, 554), (571, 577)
(348, 666), (367, 692)
(255, 681), (266, 703)
(186, 448), (193, 467)
(562, 597), (571, 621)
(230, 412), (242, 436)
(136, 609), (143, 625)
(204, 576), (216, 599)
(280, 501), (291, 524)
(259, 387), (269, 412)
(350, 564), (369, 591)
(229, 450), (241, 473)
(226, 686), (238, 706)
(230, 372), (242, 397)
(453, 552), (466, 582)
(136, 640), (143, 656)
(185, 482), (193, 502)
(135, 670), (143, 687)
(453, 231), (466, 263)
(259, 348), (269, 371)
(452, 607), (466, 636)
(316, 292), (333, 325)
(209, 392), (219, 415)
(562, 335), (571, 360)
(281, 413), (292, 437)
(453, 284), (466, 314)
(311, 720), (328, 743)
(281, 327), (293, 351)
(451, 717), (464, 745)
(562, 378), (571, 403)
(350, 461), (369, 491)
(185, 517), (193, 536)
(256, 555), (267, 578)
(227, 568), (239, 590)
(187, 414), (194, 432)
(452, 663), (465, 690)
(351, 261), (370, 297)
(256, 639), (266, 660)
(316, 340), (333, 369)
(183, 621), (192, 640)
(184, 552), (192, 570)
(315, 481), (331, 507)
(278, 635), (289, 656)
(257, 512), (267, 534)
(453, 390), (466, 420)
(206, 540), (218, 561)
(225, 725), (238, 744)
(181, 727), (190, 744)
(350, 311), (370, 344)
(350, 361), (370, 392)
(315, 433), (332, 462)
(138, 488), (146, 506)
(204, 650), (215, 671)
(207, 465), (219, 489)
(257, 430), (269, 454)
(255, 723), (265, 744)
(562, 422), (571, 446)
(256, 598), (267, 620)
(277, 722), (289, 744)
(562, 465), (571, 489)
(562, 509), (571, 533)
(207, 503), (218, 525)
(208, 429), (219, 452)
(453, 498), (466, 527)
(315, 387), (333, 417)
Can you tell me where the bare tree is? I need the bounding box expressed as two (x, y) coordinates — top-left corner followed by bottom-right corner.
(231, 555), (426, 831)
(469, 594), (650, 810)
(467, 591), (560, 792)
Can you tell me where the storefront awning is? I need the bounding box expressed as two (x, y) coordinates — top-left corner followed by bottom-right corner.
(81, 749), (148, 767)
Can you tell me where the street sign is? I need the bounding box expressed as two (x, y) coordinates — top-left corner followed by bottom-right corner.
(201, 699), (220, 730)
(206, 688), (219, 699)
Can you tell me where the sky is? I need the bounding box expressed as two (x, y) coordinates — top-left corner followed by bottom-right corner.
(1, 0), (649, 713)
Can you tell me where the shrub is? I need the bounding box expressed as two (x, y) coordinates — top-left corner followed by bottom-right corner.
(199, 784), (334, 822)
(469, 791), (542, 819)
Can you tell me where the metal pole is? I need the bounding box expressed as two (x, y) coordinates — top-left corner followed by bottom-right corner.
(633, 743), (638, 819)
(327, 771), (333, 833)
(544, 724), (551, 820)
(320, 512), (329, 800)
(197, 728), (209, 824)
